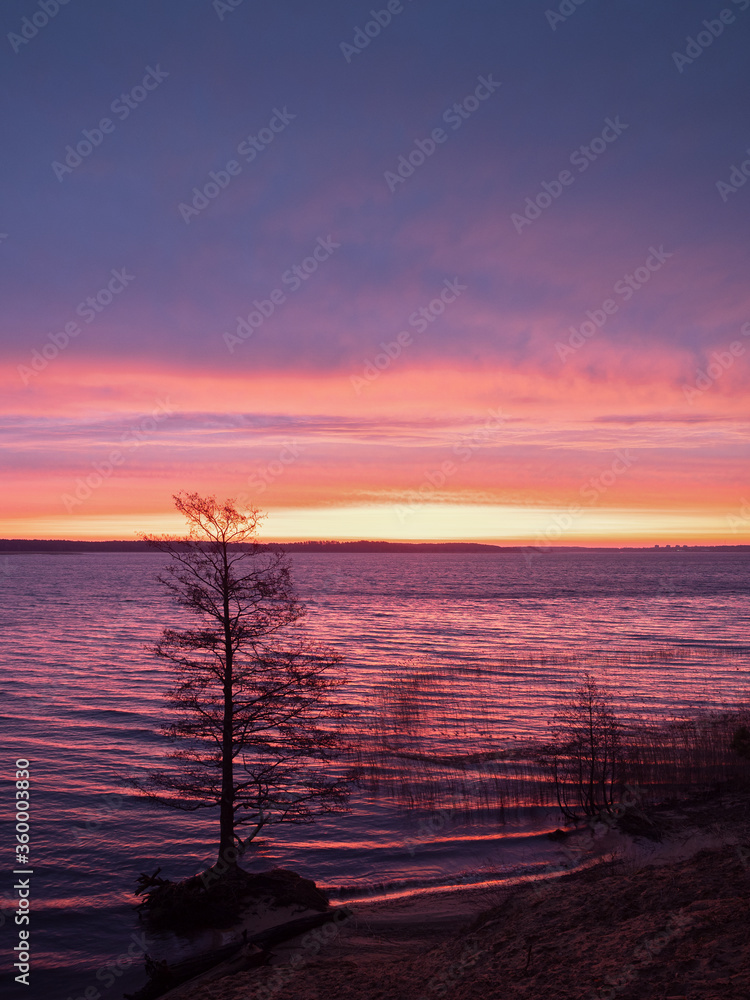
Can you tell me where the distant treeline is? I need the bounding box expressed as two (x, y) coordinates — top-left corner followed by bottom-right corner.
(0, 539), (519, 553)
(0, 539), (748, 554)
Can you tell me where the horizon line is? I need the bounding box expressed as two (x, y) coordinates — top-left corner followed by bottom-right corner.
(1, 538), (748, 551)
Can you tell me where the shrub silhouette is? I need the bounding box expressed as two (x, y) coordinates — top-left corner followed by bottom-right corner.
(537, 672), (624, 820)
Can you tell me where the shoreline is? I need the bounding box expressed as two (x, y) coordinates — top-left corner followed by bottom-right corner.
(3, 539), (749, 553)
(159, 785), (750, 1000)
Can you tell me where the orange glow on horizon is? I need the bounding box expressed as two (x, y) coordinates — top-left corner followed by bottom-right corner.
(2, 358), (748, 543)
(0, 503), (747, 546)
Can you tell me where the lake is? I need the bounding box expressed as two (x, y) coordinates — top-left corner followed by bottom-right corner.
(2, 548), (748, 998)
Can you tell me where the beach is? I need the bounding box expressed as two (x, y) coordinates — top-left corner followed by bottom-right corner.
(156, 786), (750, 1000)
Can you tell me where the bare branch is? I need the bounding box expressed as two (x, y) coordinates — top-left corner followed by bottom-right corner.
(134, 493), (352, 866)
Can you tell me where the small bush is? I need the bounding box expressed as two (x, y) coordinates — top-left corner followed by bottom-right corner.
(537, 672), (625, 820)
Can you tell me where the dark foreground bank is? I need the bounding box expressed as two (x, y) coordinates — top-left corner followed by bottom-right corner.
(143, 787), (750, 1000)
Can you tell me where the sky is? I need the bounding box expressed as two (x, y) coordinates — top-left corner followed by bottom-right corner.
(1, 0), (749, 544)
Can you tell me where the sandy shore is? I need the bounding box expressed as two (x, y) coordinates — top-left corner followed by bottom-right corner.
(158, 788), (750, 1000)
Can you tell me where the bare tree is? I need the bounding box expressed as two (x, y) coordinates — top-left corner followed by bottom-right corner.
(538, 672), (624, 820)
(135, 492), (350, 868)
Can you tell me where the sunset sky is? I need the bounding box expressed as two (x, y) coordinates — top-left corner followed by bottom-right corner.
(2, 0), (749, 544)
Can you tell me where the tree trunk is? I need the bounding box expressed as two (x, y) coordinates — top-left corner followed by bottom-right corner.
(219, 539), (236, 867)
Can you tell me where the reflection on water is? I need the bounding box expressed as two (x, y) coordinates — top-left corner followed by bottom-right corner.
(2, 549), (748, 996)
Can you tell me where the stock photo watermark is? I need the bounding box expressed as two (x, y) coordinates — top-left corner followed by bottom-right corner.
(64, 931), (148, 998)
(672, 1), (749, 73)
(546, 0), (589, 31)
(511, 116), (628, 234)
(7, 0), (71, 53)
(394, 408), (506, 523)
(725, 497), (750, 534)
(69, 791), (132, 844)
(524, 450), (636, 566)
(591, 910), (693, 999)
(401, 803), (462, 858)
(179, 107), (296, 223)
(212, 0), (247, 21)
(419, 938), (486, 998)
(253, 908), (353, 1000)
(52, 66), (169, 181)
(384, 74), (501, 193)
(681, 320), (750, 402)
(220, 415), (307, 502)
(11, 759), (32, 985)
(716, 143), (750, 201)
(340, 1), (416, 62)
(60, 399), (174, 512)
(59, 792), (151, 995)
(17, 268), (135, 384)
(304, 569), (347, 608)
(555, 246), (673, 362)
(222, 236), (340, 352)
(351, 278), (466, 393)
(234, 439), (305, 503)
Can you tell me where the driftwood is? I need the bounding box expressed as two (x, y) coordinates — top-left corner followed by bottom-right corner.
(134, 868), (172, 907)
(126, 907), (352, 1000)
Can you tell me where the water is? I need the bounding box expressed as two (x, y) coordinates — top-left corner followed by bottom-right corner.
(1, 549), (748, 998)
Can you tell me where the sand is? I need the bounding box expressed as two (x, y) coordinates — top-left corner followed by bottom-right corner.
(155, 788), (750, 1000)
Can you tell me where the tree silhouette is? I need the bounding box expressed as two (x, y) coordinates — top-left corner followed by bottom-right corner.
(135, 492), (349, 868)
(538, 672), (624, 820)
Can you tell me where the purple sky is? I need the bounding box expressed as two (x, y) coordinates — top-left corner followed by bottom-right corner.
(1, 0), (749, 542)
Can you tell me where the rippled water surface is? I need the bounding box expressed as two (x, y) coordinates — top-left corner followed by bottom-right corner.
(2, 549), (748, 998)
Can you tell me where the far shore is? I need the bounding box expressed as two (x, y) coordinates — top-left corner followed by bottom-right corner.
(3, 538), (749, 553)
